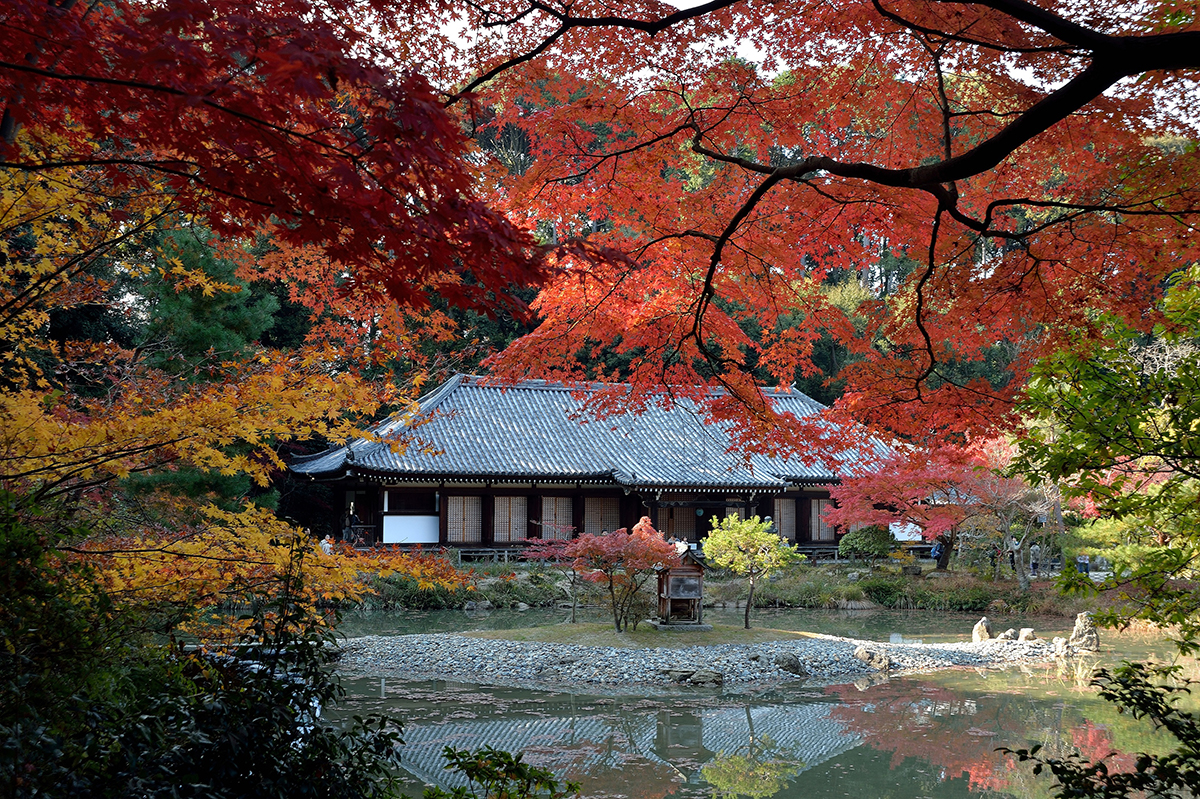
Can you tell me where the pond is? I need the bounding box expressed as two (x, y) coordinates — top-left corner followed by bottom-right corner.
(336, 608), (1194, 799)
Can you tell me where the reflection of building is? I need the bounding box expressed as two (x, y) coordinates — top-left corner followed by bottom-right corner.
(396, 701), (862, 792)
(291, 375), (888, 554)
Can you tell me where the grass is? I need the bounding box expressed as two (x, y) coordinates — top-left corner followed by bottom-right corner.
(461, 621), (823, 649)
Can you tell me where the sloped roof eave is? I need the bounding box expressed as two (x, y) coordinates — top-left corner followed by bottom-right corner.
(288, 374), (887, 488)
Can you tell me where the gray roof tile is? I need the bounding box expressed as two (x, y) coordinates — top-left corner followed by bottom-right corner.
(291, 375), (887, 489)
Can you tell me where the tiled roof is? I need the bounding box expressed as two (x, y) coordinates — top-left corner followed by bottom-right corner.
(291, 375), (887, 490)
(395, 702), (862, 791)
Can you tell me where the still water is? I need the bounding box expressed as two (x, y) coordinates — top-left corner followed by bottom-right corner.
(337, 608), (1192, 799)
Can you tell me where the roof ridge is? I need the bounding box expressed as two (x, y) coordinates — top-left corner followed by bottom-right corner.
(452, 373), (826, 406)
(418, 373), (468, 412)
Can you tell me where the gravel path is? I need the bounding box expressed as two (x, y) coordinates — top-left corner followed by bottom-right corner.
(338, 631), (1059, 692)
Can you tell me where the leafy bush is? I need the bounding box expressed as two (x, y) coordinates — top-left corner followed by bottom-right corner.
(837, 525), (896, 566)
(426, 746), (580, 799)
(1, 506), (404, 799)
(858, 574), (1020, 611)
(477, 574), (564, 608)
(858, 576), (909, 608)
(736, 572), (841, 609)
(371, 574), (472, 610)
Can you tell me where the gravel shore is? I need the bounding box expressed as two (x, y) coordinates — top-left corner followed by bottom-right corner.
(338, 631), (1060, 692)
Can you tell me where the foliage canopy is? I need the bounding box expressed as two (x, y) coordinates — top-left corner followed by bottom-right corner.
(704, 515), (802, 629)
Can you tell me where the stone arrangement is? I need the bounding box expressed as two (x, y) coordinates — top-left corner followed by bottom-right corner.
(969, 611), (1098, 659)
(339, 630), (1061, 692)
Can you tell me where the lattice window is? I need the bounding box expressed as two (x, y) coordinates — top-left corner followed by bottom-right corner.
(493, 496), (528, 544)
(584, 497), (621, 534)
(811, 498), (835, 541)
(673, 508), (696, 541)
(541, 496), (574, 540)
(725, 498), (746, 521)
(447, 495), (482, 543)
(657, 507), (697, 540)
(774, 497), (796, 540)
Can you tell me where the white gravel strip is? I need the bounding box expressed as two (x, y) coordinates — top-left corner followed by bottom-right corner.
(337, 632), (1058, 691)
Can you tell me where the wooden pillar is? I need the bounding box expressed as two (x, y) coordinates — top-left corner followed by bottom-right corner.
(572, 493), (584, 539)
(482, 494), (495, 546)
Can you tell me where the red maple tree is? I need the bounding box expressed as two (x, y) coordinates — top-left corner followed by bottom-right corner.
(826, 439), (1053, 577)
(563, 517), (681, 632)
(7, 1), (1198, 456)
(462, 0), (1200, 456)
(0, 0), (544, 312)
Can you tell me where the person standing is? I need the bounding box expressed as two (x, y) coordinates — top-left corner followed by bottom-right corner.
(1030, 543), (1042, 576)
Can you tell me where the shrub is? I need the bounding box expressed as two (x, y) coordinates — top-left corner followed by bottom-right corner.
(858, 576), (909, 608)
(476, 575), (563, 608)
(858, 574), (1022, 611)
(371, 575), (470, 610)
(745, 572), (840, 609)
(837, 525), (896, 567)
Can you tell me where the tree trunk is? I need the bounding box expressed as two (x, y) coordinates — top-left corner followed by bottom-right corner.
(1014, 549), (1030, 591)
(569, 569), (577, 624)
(1014, 535), (1031, 592)
(608, 577), (621, 632)
(744, 575), (755, 630)
(936, 530), (956, 570)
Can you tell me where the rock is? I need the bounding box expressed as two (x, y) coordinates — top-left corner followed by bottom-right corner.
(901, 564), (923, 576)
(997, 628), (1018, 640)
(463, 601), (477, 611)
(661, 668), (696, 682)
(748, 653), (762, 662)
(925, 570), (952, 579)
(1068, 612), (1100, 651)
(688, 669), (724, 686)
(846, 572), (861, 582)
(1018, 628), (1037, 642)
(477, 599), (494, 610)
(853, 645), (891, 672)
(972, 616), (994, 642)
(773, 652), (808, 676)
(1053, 636), (1072, 657)
(853, 672), (889, 691)
(516, 602), (530, 611)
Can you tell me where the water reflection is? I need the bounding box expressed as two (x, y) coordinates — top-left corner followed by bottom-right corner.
(337, 612), (1190, 799)
(388, 691), (857, 798)
(342, 661), (1188, 799)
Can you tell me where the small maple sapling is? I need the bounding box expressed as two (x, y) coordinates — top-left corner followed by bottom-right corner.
(563, 517), (680, 632)
(703, 516), (802, 630)
(523, 537), (584, 623)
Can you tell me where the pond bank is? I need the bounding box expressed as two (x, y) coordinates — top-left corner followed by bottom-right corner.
(338, 630), (1063, 693)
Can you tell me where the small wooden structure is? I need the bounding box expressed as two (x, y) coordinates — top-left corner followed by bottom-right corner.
(656, 549), (706, 625)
